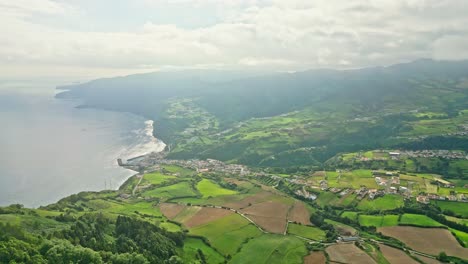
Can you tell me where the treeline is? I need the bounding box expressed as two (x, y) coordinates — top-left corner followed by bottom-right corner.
(0, 213), (186, 264)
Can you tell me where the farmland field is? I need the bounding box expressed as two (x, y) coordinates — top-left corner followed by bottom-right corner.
(287, 201), (311, 225)
(143, 172), (176, 185)
(223, 191), (274, 209)
(326, 243), (376, 264)
(325, 219), (357, 236)
(434, 201), (468, 217)
(379, 244), (418, 264)
(160, 203), (185, 219)
(400, 214), (444, 227)
(173, 206), (202, 223)
(241, 200), (290, 233)
(229, 234), (307, 264)
(303, 251), (326, 264)
(357, 195), (404, 211)
(189, 213), (262, 256)
(341, 211), (359, 221)
(450, 228), (468, 247)
(142, 181), (198, 199)
(182, 238), (224, 264)
(197, 179), (238, 198)
(359, 215), (399, 227)
(378, 226), (468, 259)
(287, 223), (326, 241)
(159, 221), (182, 232)
(183, 207), (233, 228)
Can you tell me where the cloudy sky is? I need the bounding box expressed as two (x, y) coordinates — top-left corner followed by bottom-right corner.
(1, 0), (468, 80)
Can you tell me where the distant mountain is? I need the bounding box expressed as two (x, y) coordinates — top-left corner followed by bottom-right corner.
(57, 59), (468, 167)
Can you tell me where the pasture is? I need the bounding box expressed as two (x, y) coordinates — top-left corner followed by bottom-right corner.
(287, 223), (326, 241)
(400, 214), (444, 227)
(435, 200), (468, 217)
(197, 179), (238, 198)
(379, 244), (418, 264)
(326, 243), (376, 264)
(303, 251), (326, 264)
(142, 171), (176, 185)
(182, 238), (224, 264)
(229, 234), (307, 264)
(359, 215), (399, 227)
(142, 181), (198, 199)
(241, 200), (290, 233)
(189, 213), (262, 256)
(357, 195), (404, 211)
(287, 201), (311, 225)
(378, 226), (468, 259)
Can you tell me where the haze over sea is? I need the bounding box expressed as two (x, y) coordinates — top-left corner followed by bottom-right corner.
(0, 80), (165, 207)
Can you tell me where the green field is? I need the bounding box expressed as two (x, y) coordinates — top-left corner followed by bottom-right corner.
(316, 192), (339, 207)
(400, 214), (444, 227)
(357, 195), (404, 211)
(287, 223), (326, 241)
(159, 221), (182, 232)
(435, 201), (468, 217)
(182, 238), (225, 264)
(325, 219), (357, 235)
(341, 211), (359, 221)
(359, 215), (399, 227)
(196, 179), (238, 198)
(143, 172), (176, 185)
(190, 213), (262, 256)
(142, 181), (198, 199)
(229, 234), (307, 264)
(450, 228), (468, 247)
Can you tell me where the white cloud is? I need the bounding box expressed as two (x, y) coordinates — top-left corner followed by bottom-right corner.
(1, 0), (468, 79)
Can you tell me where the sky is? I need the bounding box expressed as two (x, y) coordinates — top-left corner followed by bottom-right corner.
(1, 0), (468, 81)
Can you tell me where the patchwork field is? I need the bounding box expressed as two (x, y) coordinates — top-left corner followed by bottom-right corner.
(378, 226), (468, 259)
(229, 234), (307, 264)
(189, 213), (262, 256)
(142, 172), (176, 185)
(241, 200), (290, 233)
(287, 223), (326, 241)
(303, 251), (326, 264)
(379, 244), (418, 264)
(359, 215), (399, 227)
(325, 219), (357, 236)
(434, 200), (468, 217)
(357, 195), (404, 211)
(341, 211), (359, 221)
(183, 207), (233, 228)
(173, 206), (202, 223)
(223, 191), (274, 209)
(182, 238), (224, 264)
(400, 214), (444, 227)
(287, 201), (311, 225)
(197, 179), (238, 198)
(326, 243), (376, 264)
(160, 203), (185, 219)
(142, 181), (198, 199)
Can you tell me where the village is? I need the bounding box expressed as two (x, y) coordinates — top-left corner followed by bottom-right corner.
(119, 150), (468, 206)
(118, 151), (251, 176)
(263, 169), (468, 205)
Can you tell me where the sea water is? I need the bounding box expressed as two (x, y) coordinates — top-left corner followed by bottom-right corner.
(0, 81), (165, 207)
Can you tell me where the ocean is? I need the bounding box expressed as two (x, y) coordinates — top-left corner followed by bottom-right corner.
(0, 80), (165, 207)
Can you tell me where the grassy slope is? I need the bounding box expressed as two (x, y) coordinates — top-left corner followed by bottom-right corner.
(229, 234), (307, 264)
(197, 179), (238, 198)
(189, 213), (262, 256)
(287, 224), (326, 241)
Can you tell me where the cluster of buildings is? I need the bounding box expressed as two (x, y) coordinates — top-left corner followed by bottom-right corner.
(120, 152), (251, 176)
(294, 186), (317, 200)
(399, 150), (467, 160)
(416, 193), (468, 204)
